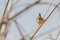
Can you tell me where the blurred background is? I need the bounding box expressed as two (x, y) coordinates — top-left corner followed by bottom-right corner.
(0, 0), (60, 40)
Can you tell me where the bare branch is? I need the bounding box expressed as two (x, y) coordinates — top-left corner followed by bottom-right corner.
(6, 0), (20, 18)
(2, 0), (9, 17)
(14, 20), (25, 40)
(35, 25), (60, 38)
(0, 0), (20, 31)
(43, 2), (52, 18)
(30, 2), (60, 40)
(0, 23), (8, 40)
(48, 33), (54, 40)
(45, 2), (60, 21)
(0, 0), (10, 31)
(8, 0), (40, 20)
(55, 30), (60, 40)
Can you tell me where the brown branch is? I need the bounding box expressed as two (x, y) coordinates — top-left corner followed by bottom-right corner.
(8, 0), (40, 20)
(14, 20), (25, 40)
(30, 2), (60, 40)
(0, 0), (19, 34)
(0, 0), (10, 31)
(45, 2), (60, 21)
(43, 2), (52, 18)
(2, 0), (9, 17)
(55, 30), (60, 40)
(0, 23), (8, 40)
(34, 25), (60, 38)
(12, 2), (56, 9)
(6, 0), (20, 18)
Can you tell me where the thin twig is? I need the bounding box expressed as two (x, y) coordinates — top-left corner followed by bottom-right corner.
(14, 20), (25, 40)
(45, 2), (60, 21)
(12, 2), (57, 9)
(55, 30), (60, 40)
(8, 0), (40, 20)
(43, 0), (53, 18)
(48, 33), (54, 40)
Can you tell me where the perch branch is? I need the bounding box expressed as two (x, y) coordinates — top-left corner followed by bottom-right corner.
(30, 2), (60, 40)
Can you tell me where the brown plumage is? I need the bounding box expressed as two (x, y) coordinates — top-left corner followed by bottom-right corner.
(36, 13), (45, 25)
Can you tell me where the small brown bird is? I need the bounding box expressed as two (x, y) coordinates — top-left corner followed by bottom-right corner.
(36, 13), (45, 25)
